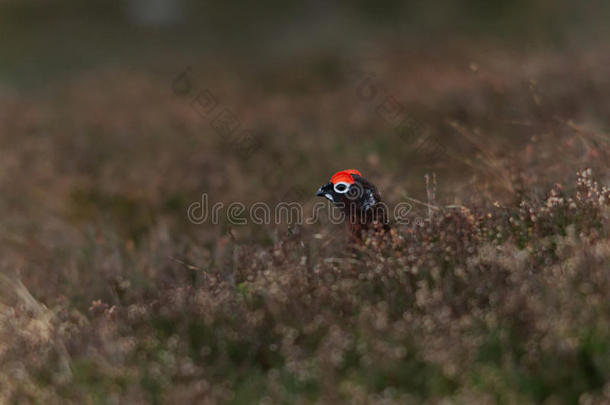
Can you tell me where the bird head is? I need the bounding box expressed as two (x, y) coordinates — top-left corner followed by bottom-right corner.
(316, 169), (369, 208)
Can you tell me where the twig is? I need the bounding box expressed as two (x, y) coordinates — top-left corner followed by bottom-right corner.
(168, 256), (204, 271)
(405, 196), (440, 211)
(424, 173), (437, 221)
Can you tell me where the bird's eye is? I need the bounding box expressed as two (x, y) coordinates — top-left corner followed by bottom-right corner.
(333, 182), (350, 194)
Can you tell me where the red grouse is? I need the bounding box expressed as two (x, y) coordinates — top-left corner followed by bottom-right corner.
(316, 169), (389, 241)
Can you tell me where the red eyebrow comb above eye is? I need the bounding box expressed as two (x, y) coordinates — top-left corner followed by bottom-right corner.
(330, 169), (362, 184)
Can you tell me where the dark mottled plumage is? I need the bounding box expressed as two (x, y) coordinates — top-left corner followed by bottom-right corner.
(316, 170), (390, 242)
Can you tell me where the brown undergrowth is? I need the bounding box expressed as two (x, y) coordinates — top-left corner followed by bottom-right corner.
(1, 44), (610, 403)
(1, 169), (608, 404)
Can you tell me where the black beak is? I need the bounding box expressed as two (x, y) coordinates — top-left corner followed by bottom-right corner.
(316, 183), (331, 197)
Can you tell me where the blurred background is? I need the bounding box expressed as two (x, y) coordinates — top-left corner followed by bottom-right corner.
(1, 1), (610, 403)
(2, 0), (608, 238)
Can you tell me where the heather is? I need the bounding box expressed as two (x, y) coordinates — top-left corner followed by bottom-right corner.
(1, 2), (610, 404)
